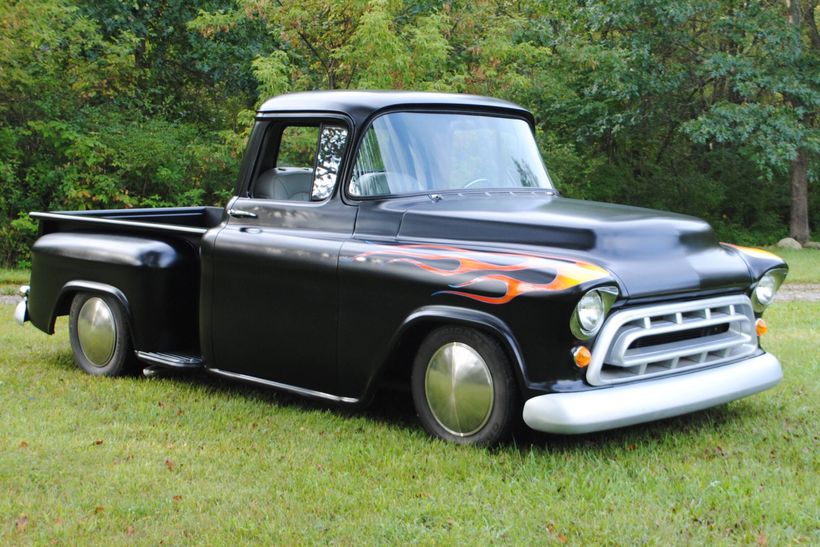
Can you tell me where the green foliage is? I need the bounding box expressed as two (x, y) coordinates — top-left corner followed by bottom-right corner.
(0, 214), (37, 268)
(343, 1), (409, 88)
(1, 0), (818, 265)
(0, 0), (262, 265)
(522, 0), (818, 243)
(252, 50), (291, 99)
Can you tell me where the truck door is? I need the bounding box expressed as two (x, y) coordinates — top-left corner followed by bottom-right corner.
(208, 119), (355, 395)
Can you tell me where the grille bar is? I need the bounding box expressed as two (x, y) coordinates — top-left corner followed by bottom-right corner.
(586, 295), (758, 386)
(619, 331), (752, 367)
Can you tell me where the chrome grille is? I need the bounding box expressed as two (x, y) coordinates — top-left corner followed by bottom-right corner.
(586, 295), (757, 386)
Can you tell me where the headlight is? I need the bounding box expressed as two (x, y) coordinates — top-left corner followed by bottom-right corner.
(752, 268), (787, 313)
(577, 291), (603, 332)
(571, 287), (618, 339)
(754, 274), (776, 307)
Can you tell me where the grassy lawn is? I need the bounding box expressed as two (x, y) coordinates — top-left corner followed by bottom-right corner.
(761, 247), (819, 284)
(1, 250), (817, 544)
(0, 268), (29, 296)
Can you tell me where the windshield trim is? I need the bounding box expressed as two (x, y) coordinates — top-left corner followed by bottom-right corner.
(346, 187), (559, 202)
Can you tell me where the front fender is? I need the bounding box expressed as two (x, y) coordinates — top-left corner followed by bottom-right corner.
(361, 305), (529, 403)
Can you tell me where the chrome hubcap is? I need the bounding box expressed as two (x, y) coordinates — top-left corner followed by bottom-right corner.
(77, 297), (117, 367)
(425, 342), (494, 436)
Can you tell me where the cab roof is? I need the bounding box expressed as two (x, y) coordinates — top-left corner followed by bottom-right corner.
(257, 90), (534, 126)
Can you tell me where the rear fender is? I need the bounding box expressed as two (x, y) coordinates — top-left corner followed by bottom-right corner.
(28, 232), (199, 352)
(52, 281), (136, 347)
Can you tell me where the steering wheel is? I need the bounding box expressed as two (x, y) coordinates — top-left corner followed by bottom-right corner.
(463, 177), (490, 189)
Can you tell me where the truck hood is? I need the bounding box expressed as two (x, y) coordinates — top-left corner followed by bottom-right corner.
(394, 194), (757, 298)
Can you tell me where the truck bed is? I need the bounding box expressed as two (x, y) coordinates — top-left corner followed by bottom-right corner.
(25, 206), (223, 353)
(31, 206), (224, 237)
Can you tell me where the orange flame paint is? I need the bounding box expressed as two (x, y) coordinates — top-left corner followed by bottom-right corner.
(722, 243), (781, 261)
(355, 244), (609, 304)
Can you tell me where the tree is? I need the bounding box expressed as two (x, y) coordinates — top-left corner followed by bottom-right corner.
(513, 0), (818, 242)
(785, 0), (818, 243)
(1, 0), (817, 266)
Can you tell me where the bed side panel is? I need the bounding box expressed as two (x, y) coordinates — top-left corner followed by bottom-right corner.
(28, 232), (200, 352)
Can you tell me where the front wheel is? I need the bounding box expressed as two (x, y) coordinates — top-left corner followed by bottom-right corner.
(411, 326), (520, 445)
(68, 293), (134, 376)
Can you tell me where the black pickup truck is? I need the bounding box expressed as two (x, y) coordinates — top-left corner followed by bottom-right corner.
(15, 91), (787, 445)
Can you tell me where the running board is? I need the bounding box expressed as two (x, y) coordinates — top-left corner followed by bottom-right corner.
(136, 351), (204, 375)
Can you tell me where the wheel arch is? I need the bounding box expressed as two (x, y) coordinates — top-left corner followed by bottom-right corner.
(52, 281), (136, 348)
(373, 305), (528, 398)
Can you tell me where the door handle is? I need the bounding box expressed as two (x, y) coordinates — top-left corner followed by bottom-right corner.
(228, 208), (257, 219)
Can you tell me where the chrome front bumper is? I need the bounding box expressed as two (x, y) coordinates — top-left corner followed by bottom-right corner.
(522, 352), (782, 434)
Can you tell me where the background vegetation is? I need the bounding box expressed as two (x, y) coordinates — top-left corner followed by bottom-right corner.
(1, 0), (818, 266)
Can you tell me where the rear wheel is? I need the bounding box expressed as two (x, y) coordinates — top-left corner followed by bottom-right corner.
(411, 326), (520, 445)
(68, 293), (133, 376)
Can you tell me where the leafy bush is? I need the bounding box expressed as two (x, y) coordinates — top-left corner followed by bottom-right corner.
(0, 0), (816, 266)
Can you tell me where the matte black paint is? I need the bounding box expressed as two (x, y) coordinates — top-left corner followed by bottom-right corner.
(29, 231), (200, 352)
(389, 193), (756, 299)
(24, 91), (787, 407)
(206, 196), (356, 393)
(257, 91), (534, 129)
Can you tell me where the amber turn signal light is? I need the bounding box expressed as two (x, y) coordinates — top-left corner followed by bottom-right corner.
(573, 346), (592, 368)
(755, 318), (768, 337)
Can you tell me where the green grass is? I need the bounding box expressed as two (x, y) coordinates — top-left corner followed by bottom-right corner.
(1, 299), (818, 544)
(764, 247), (820, 284)
(0, 268), (29, 296)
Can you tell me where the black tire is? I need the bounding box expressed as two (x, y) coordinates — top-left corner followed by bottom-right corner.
(68, 292), (134, 376)
(411, 326), (520, 445)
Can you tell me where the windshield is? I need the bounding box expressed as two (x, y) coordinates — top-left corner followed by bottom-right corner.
(349, 112), (553, 197)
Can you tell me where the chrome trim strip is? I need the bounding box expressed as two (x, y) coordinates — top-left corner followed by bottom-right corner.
(523, 352), (782, 434)
(208, 368), (359, 404)
(30, 211), (208, 235)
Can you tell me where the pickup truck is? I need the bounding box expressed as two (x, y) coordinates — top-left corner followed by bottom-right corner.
(15, 91), (788, 445)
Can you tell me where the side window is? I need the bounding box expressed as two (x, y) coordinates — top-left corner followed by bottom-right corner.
(252, 123), (348, 202)
(278, 126), (319, 167)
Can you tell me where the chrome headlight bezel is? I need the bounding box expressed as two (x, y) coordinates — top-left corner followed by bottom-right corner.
(752, 268), (787, 313)
(570, 286), (619, 340)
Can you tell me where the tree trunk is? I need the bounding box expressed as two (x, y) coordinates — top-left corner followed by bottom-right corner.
(807, 0), (820, 49)
(789, 0), (801, 25)
(786, 0), (812, 243)
(789, 149), (810, 243)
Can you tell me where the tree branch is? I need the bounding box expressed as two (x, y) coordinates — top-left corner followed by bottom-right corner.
(274, 0), (336, 88)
